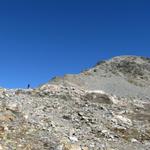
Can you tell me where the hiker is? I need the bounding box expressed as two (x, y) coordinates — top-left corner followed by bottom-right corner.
(27, 84), (30, 89)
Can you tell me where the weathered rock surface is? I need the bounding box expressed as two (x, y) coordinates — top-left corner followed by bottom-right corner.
(0, 56), (150, 149)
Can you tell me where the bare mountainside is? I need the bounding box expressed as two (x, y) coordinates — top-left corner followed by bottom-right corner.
(0, 56), (150, 150)
(50, 56), (150, 98)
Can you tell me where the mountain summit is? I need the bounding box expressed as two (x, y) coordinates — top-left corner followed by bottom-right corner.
(0, 55), (150, 150)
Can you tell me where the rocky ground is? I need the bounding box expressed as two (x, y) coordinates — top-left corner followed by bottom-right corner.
(0, 56), (150, 150)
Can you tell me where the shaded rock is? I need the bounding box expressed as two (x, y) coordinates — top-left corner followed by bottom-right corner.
(0, 126), (4, 134)
(0, 112), (15, 122)
(84, 90), (114, 104)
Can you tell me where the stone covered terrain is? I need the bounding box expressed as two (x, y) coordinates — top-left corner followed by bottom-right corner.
(0, 56), (150, 150)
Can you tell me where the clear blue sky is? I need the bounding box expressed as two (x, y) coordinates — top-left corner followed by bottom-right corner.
(0, 0), (150, 88)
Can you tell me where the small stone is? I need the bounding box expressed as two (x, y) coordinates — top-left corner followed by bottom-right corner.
(63, 115), (72, 120)
(101, 130), (108, 133)
(69, 129), (78, 143)
(114, 115), (132, 126)
(5, 93), (9, 97)
(89, 143), (95, 148)
(24, 114), (28, 119)
(6, 102), (20, 112)
(69, 136), (78, 143)
(131, 138), (139, 143)
(63, 143), (81, 150)
(0, 94), (4, 99)
(56, 144), (63, 150)
(0, 145), (3, 150)
(82, 146), (89, 150)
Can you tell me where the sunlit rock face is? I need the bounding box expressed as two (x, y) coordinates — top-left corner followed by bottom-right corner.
(0, 56), (150, 150)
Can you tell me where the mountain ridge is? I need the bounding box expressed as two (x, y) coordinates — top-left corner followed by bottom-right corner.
(49, 55), (150, 98)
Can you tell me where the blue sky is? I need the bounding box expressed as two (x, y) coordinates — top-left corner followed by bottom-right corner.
(0, 0), (150, 88)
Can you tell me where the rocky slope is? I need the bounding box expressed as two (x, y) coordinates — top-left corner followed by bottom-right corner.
(50, 56), (150, 98)
(0, 55), (150, 150)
